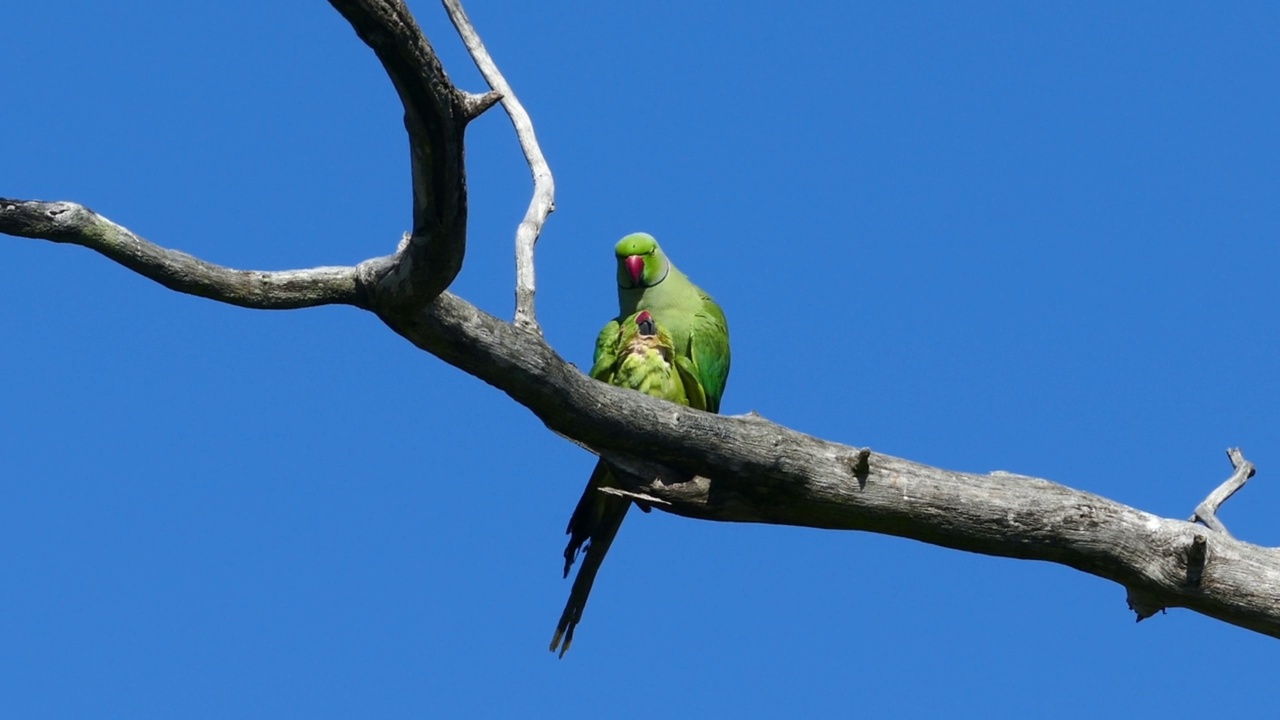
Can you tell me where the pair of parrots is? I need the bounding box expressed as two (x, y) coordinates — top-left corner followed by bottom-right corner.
(551, 232), (730, 657)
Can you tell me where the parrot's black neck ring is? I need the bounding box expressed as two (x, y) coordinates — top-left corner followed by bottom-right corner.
(649, 260), (669, 286)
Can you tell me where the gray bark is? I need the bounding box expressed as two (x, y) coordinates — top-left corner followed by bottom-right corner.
(2, 0), (1277, 640)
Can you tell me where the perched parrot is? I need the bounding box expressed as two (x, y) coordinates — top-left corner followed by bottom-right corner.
(551, 234), (731, 656)
(549, 309), (708, 657)
(609, 232), (731, 413)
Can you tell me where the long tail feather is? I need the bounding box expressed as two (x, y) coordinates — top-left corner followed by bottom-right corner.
(550, 488), (630, 657)
(562, 460), (613, 577)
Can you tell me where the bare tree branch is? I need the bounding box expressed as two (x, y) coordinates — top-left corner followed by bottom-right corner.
(375, 293), (1280, 639)
(0, 199), (367, 309)
(443, 0), (555, 332)
(6, 193), (1278, 637)
(1191, 448), (1257, 535)
(327, 0), (484, 309)
(3, 0), (1279, 646)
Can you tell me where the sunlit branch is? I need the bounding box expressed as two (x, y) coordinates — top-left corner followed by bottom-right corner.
(443, 0), (555, 332)
(0, 199), (367, 309)
(1191, 448), (1257, 535)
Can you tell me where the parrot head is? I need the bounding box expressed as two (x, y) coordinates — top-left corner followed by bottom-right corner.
(614, 232), (669, 289)
(619, 310), (670, 356)
(634, 310), (656, 336)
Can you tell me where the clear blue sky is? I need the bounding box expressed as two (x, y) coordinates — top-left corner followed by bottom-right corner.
(3, 1), (1279, 717)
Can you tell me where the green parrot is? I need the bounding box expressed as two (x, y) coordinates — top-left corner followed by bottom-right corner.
(551, 234), (731, 656)
(550, 309), (708, 657)
(609, 232), (731, 413)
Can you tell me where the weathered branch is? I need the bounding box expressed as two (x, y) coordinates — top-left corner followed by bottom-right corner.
(328, 0), (484, 308)
(6, 195), (1278, 636)
(375, 294), (1280, 638)
(443, 0), (555, 332)
(1191, 448), (1256, 535)
(0, 199), (366, 310)
(3, 0), (1279, 645)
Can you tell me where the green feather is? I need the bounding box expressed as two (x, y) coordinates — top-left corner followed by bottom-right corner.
(589, 319), (621, 380)
(551, 310), (707, 656)
(551, 234), (730, 656)
(612, 232), (731, 412)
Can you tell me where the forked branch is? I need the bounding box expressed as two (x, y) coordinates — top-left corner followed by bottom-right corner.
(1192, 448), (1257, 535)
(2, 0), (1278, 644)
(327, 0), (490, 309)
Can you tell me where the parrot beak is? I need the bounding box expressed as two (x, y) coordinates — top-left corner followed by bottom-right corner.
(636, 311), (656, 336)
(625, 255), (645, 285)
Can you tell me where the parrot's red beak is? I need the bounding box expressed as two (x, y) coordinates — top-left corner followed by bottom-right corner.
(624, 255), (645, 285)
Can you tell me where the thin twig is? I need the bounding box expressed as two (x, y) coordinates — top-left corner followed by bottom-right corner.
(596, 486), (672, 506)
(1190, 448), (1257, 536)
(0, 199), (368, 310)
(442, 0), (555, 333)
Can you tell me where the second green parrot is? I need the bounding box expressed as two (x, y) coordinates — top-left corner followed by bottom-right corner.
(549, 309), (707, 657)
(552, 233), (731, 656)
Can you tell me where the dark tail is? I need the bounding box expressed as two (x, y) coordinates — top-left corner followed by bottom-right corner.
(551, 461), (631, 657)
(561, 461), (613, 577)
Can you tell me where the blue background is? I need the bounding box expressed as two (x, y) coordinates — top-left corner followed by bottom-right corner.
(3, 1), (1278, 717)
